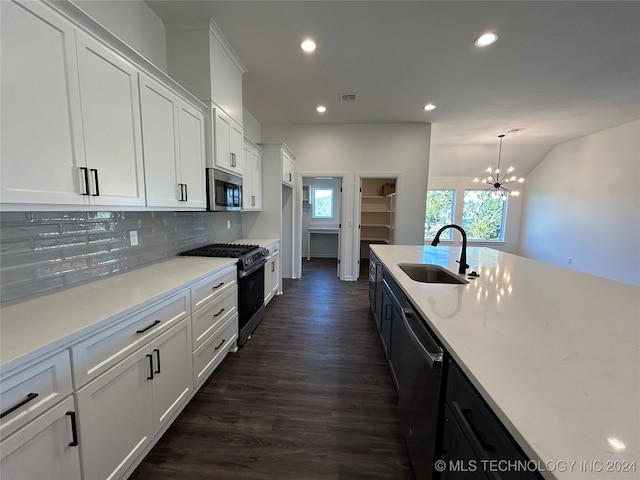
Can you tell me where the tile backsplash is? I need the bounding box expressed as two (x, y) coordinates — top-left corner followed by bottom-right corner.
(0, 211), (242, 304)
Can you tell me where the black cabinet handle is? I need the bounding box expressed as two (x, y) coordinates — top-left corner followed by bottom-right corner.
(214, 339), (226, 350)
(66, 411), (79, 446)
(90, 169), (100, 196)
(211, 282), (224, 290)
(271, 262), (275, 273)
(0, 392), (38, 419)
(146, 354), (154, 380)
(80, 168), (90, 195)
(213, 308), (225, 318)
(184, 184), (188, 202)
(452, 401), (496, 452)
(136, 320), (161, 334)
(153, 349), (161, 374)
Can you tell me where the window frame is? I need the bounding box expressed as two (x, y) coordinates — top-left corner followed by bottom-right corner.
(461, 189), (508, 242)
(311, 187), (334, 219)
(424, 189), (456, 241)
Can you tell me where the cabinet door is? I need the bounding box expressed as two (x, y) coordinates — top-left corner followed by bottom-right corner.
(282, 152), (294, 186)
(76, 31), (146, 206)
(0, 396), (81, 480)
(243, 142), (262, 211)
(75, 347), (153, 480)
(264, 257), (274, 304)
(214, 109), (243, 176)
(229, 122), (244, 175)
(0, 0), (87, 205)
(177, 101), (206, 209)
(139, 74), (180, 207)
(270, 251), (280, 297)
(214, 109), (232, 172)
(149, 320), (193, 432)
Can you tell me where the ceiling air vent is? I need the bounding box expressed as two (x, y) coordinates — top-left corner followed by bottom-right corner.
(338, 93), (357, 102)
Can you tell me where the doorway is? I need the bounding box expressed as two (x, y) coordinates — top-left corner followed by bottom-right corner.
(356, 175), (398, 279)
(300, 176), (343, 278)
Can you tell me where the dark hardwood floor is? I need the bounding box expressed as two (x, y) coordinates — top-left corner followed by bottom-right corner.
(129, 258), (414, 480)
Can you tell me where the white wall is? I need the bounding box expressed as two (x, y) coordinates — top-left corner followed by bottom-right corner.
(426, 177), (524, 254)
(262, 123), (431, 280)
(518, 120), (640, 286)
(243, 108), (262, 144)
(72, 0), (167, 71)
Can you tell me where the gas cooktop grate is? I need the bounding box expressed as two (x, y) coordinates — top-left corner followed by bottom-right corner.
(179, 243), (260, 258)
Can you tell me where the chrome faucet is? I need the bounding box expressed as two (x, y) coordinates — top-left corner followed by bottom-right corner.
(431, 224), (469, 275)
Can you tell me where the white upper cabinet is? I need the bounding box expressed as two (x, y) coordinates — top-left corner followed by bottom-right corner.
(75, 31), (146, 206)
(282, 149), (296, 187)
(177, 101), (207, 209)
(0, 0), (86, 206)
(1, 0), (207, 211)
(140, 74), (206, 209)
(212, 106), (244, 176)
(243, 139), (262, 211)
(166, 21), (247, 127)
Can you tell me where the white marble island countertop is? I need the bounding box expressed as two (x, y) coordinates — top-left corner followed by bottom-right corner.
(371, 244), (639, 480)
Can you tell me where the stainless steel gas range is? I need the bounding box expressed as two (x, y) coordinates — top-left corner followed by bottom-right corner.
(180, 243), (268, 346)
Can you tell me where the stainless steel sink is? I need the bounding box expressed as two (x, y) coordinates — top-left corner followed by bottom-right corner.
(398, 263), (468, 284)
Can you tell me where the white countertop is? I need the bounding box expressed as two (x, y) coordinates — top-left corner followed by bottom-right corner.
(371, 244), (639, 479)
(0, 257), (237, 371)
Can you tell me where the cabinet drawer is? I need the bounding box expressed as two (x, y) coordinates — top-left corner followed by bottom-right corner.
(191, 265), (236, 312)
(71, 290), (190, 388)
(446, 361), (537, 479)
(192, 285), (237, 349)
(1, 350), (73, 440)
(193, 314), (238, 388)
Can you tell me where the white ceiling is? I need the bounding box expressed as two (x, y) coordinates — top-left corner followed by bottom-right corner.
(146, 1), (640, 177)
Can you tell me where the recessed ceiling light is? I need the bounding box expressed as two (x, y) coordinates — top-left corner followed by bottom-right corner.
(301, 39), (316, 53)
(424, 103), (437, 111)
(316, 105), (326, 113)
(474, 32), (498, 47)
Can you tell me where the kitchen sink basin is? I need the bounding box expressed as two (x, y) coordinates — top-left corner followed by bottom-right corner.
(398, 264), (468, 284)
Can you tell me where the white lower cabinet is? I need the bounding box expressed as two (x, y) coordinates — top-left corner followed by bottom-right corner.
(149, 319), (193, 431)
(264, 242), (281, 305)
(0, 396), (81, 480)
(193, 315), (238, 389)
(0, 263), (238, 479)
(75, 344), (153, 480)
(75, 319), (192, 480)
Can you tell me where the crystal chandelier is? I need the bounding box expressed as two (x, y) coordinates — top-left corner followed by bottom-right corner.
(473, 134), (524, 200)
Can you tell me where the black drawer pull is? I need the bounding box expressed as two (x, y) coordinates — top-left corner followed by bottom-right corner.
(136, 320), (161, 334)
(214, 339), (226, 350)
(153, 349), (161, 374)
(146, 354), (154, 380)
(66, 411), (79, 446)
(213, 308), (225, 317)
(211, 282), (224, 290)
(457, 404), (496, 452)
(0, 392), (39, 419)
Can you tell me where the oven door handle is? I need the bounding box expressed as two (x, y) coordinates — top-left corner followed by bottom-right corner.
(239, 258), (267, 277)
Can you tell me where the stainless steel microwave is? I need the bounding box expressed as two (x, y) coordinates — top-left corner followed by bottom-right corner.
(206, 168), (243, 211)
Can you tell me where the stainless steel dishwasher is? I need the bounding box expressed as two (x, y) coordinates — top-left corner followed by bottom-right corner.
(383, 275), (445, 480)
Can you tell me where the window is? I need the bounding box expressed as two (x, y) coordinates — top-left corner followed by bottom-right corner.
(312, 188), (333, 218)
(462, 190), (506, 241)
(425, 190), (455, 240)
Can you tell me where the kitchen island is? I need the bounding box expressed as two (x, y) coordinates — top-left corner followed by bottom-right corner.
(372, 244), (639, 480)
